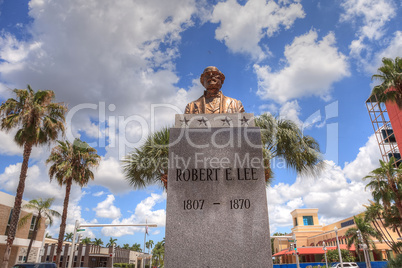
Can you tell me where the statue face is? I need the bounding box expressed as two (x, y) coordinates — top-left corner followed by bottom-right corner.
(202, 67), (223, 93)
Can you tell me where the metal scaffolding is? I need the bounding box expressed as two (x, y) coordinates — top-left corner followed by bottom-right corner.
(366, 95), (401, 166)
(366, 95), (402, 165)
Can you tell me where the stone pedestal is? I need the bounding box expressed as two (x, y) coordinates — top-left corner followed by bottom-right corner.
(165, 113), (272, 268)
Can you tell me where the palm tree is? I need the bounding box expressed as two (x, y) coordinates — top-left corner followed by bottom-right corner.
(371, 57), (402, 108)
(364, 157), (402, 217)
(17, 197), (60, 262)
(345, 215), (382, 260)
(130, 243), (142, 252)
(106, 237), (118, 247)
(123, 127), (169, 189)
(122, 244), (130, 250)
(364, 201), (401, 254)
(152, 241), (165, 267)
(46, 138), (100, 266)
(81, 237), (92, 245)
(256, 113), (324, 181)
(93, 238), (104, 246)
(45, 233), (52, 238)
(147, 240), (154, 253)
(145, 241), (150, 253)
(387, 254), (402, 268)
(64, 232), (74, 242)
(0, 85), (66, 268)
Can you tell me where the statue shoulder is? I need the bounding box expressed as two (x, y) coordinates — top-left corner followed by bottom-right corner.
(185, 95), (205, 114)
(222, 94), (245, 113)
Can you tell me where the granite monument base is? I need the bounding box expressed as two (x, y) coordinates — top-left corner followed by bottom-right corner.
(165, 113), (272, 268)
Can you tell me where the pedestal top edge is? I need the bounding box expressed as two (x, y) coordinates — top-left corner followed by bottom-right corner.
(174, 113), (255, 128)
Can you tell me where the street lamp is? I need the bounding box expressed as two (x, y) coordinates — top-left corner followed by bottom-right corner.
(357, 230), (371, 268)
(334, 227), (344, 268)
(323, 241), (328, 268)
(292, 233), (300, 268)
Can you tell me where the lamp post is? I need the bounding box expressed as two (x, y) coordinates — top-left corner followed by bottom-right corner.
(292, 234), (300, 268)
(357, 230), (371, 268)
(334, 227), (344, 268)
(323, 242), (328, 268)
(111, 243), (116, 268)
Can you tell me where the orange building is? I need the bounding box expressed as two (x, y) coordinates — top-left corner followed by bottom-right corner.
(272, 209), (399, 264)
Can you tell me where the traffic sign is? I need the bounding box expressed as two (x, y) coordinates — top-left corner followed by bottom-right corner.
(76, 229), (85, 232)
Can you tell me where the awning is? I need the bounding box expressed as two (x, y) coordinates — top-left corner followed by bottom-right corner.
(273, 245), (356, 257)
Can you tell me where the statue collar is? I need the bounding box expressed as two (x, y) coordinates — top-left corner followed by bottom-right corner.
(204, 90), (222, 99)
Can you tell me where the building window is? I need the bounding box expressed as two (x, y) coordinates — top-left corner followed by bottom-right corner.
(294, 218), (298, 226)
(341, 219), (355, 228)
(28, 215), (37, 239)
(303, 216), (314, 226)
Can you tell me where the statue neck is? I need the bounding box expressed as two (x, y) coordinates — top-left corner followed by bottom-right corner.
(204, 90), (221, 99)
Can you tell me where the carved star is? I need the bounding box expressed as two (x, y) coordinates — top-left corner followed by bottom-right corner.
(221, 116), (232, 126)
(198, 117), (208, 126)
(180, 117), (190, 127)
(240, 116), (249, 126)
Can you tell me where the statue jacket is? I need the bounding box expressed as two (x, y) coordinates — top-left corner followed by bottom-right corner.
(184, 91), (245, 114)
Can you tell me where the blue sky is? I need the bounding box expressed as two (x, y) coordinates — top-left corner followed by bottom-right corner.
(0, 0), (401, 249)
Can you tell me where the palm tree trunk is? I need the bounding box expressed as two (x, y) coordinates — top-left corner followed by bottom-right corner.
(377, 216), (400, 253)
(25, 215), (41, 263)
(387, 178), (402, 216)
(2, 143), (33, 268)
(161, 172), (167, 189)
(373, 218), (393, 249)
(395, 225), (401, 237)
(56, 178), (72, 267)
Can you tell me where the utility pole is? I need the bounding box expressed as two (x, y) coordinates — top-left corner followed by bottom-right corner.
(357, 230), (371, 268)
(68, 220), (80, 268)
(334, 227), (344, 268)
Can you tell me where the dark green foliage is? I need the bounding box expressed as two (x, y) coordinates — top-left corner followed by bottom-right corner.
(122, 127), (170, 189)
(371, 57), (402, 108)
(387, 254), (402, 268)
(255, 113), (325, 183)
(326, 249), (355, 263)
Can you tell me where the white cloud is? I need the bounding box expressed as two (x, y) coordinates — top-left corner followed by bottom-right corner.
(94, 194), (122, 219)
(366, 31), (402, 74)
(343, 134), (381, 182)
(340, 0), (396, 60)
(278, 100), (302, 127)
(268, 133), (381, 232)
(0, 130), (22, 156)
(93, 191), (105, 197)
(90, 157), (131, 194)
(101, 192), (166, 237)
(340, 0), (396, 41)
(210, 0), (305, 60)
(0, 0), (199, 162)
(255, 30), (350, 103)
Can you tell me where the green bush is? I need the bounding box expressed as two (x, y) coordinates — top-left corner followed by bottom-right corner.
(387, 254), (402, 268)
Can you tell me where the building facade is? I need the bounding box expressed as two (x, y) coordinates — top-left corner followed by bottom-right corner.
(42, 238), (146, 268)
(0, 191), (47, 267)
(273, 209), (399, 264)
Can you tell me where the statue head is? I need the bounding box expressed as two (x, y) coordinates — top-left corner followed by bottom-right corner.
(200, 66), (225, 94)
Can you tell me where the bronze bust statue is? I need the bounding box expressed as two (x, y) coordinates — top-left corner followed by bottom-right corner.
(185, 66), (245, 114)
